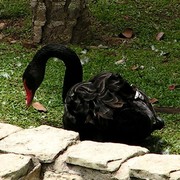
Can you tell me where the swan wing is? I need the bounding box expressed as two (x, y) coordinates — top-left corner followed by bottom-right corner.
(65, 72), (136, 122)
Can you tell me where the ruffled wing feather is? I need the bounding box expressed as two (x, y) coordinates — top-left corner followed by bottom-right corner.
(65, 72), (135, 122)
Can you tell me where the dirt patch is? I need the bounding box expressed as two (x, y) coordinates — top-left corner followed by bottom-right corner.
(0, 18), (32, 42)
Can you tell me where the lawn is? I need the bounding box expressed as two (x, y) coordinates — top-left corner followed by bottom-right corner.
(0, 0), (179, 154)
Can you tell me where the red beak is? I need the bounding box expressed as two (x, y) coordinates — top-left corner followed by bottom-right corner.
(23, 80), (34, 107)
(26, 90), (34, 107)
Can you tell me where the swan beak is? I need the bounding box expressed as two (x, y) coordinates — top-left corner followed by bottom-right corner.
(25, 90), (34, 107)
(23, 80), (35, 107)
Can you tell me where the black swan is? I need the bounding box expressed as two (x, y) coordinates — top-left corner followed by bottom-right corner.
(23, 44), (164, 143)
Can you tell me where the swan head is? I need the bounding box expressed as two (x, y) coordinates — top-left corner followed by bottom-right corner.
(23, 63), (45, 107)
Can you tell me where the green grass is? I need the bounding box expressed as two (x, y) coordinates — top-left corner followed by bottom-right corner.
(0, 0), (29, 18)
(89, 0), (180, 42)
(0, 0), (179, 154)
(0, 0), (32, 39)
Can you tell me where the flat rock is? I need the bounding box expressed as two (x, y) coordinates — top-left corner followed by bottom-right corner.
(129, 154), (180, 180)
(0, 125), (79, 163)
(43, 171), (83, 180)
(0, 123), (22, 139)
(0, 153), (32, 179)
(170, 171), (180, 180)
(113, 160), (132, 180)
(66, 141), (149, 172)
(48, 151), (113, 180)
(22, 163), (41, 180)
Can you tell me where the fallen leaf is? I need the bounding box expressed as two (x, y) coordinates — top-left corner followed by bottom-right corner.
(168, 84), (176, 90)
(98, 44), (109, 49)
(115, 59), (126, 65)
(156, 32), (164, 41)
(22, 41), (37, 49)
(149, 98), (159, 104)
(131, 64), (139, 70)
(0, 22), (6, 30)
(118, 28), (134, 38)
(32, 102), (47, 112)
(10, 40), (17, 44)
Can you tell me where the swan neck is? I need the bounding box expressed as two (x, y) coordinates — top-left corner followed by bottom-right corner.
(33, 44), (83, 102)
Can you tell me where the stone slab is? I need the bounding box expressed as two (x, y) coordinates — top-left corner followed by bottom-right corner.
(0, 153), (32, 179)
(22, 160), (41, 180)
(170, 171), (180, 180)
(0, 123), (22, 139)
(113, 160), (132, 180)
(43, 171), (83, 180)
(48, 150), (113, 180)
(0, 125), (79, 163)
(66, 141), (149, 172)
(129, 154), (180, 180)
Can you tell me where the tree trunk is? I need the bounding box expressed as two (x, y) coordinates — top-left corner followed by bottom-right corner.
(31, 0), (91, 44)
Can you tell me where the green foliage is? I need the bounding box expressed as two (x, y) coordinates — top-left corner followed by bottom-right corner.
(0, 0), (179, 154)
(0, 0), (30, 18)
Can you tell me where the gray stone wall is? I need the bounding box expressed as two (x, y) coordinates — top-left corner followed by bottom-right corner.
(0, 123), (180, 180)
